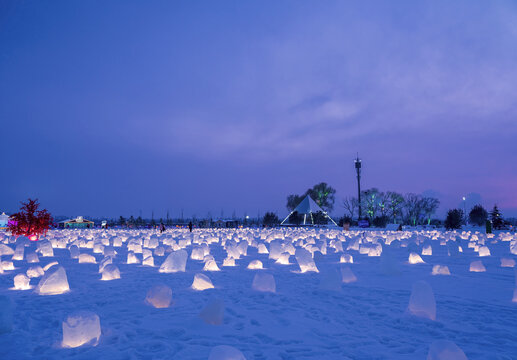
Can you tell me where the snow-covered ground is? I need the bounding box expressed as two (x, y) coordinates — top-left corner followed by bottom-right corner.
(1, 228), (516, 359)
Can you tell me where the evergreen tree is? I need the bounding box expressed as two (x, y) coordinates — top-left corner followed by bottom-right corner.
(469, 205), (488, 226)
(490, 205), (504, 229)
(445, 209), (463, 230)
(119, 216), (126, 226)
(263, 212), (280, 226)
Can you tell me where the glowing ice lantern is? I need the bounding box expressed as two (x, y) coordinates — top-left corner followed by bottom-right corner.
(431, 265), (451, 276)
(159, 250), (187, 273)
(513, 288), (517, 303)
(340, 254), (353, 264)
(501, 258), (516, 268)
(427, 340), (468, 360)
(98, 257), (113, 273)
(340, 266), (357, 283)
(145, 285), (172, 308)
(191, 246), (205, 260)
(407, 280), (436, 321)
(368, 243), (382, 257)
(191, 273), (214, 291)
(101, 264), (120, 281)
(257, 243), (269, 254)
(154, 246), (165, 257)
(275, 252), (290, 265)
(0, 295), (13, 334)
(409, 252), (425, 264)
(35, 266), (70, 295)
(223, 257), (236, 267)
(203, 259), (220, 271)
(478, 246), (490, 257)
(0, 244), (14, 256)
(12, 244), (24, 261)
(421, 244), (432, 256)
(26, 266), (44, 278)
(13, 274), (31, 290)
(209, 345), (246, 360)
(252, 273), (276, 293)
(2, 261), (15, 270)
(43, 261), (58, 271)
(62, 311), (101, 348)
(78, 253), (96, 264)
(247, 260), (263, 270)
(143, 256), (154, 267)
(127, 252), (140, 264)
(199, 298), (224, 325)
(69, 245), (80, 259)
(295, 248), (319, 273)
(469, 260), (486, 272)
(26, 252), (39, 263)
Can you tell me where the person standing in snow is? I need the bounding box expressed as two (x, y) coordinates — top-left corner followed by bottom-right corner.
(159, 223), (165, 233)
(188, 221), (193, 232)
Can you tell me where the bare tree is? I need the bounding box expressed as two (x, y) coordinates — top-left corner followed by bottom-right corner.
(421, 197), (440, 225)
(343, 196), (358, 219)
(386, 191), (404, 223)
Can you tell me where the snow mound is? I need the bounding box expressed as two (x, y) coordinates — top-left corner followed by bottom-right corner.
(26, 266), (44, 278)
(192, 273), (214, 291)
(409, 252), (425, 264)
(199, 298), (224, 325)
(252, 273), (276, 293)
(340, 266), (357, 284)
(159, 250), (187, 273)
(13, 274), (31, 290)
(407, 280), (436, 321)
(145, 285), (173, 308)
(209, 345), (247, 360)
(101, 264), (120, 281)
(295, 248), (319, 273)
(78, 253), (96, 264)
(35, 266), (70, 295)
(432, 265), (451, 276)
(427, 340), (468, 360)
(470, 260), (486, 272)
(62, 311), (101, 348)
(247, 260), (263, 270)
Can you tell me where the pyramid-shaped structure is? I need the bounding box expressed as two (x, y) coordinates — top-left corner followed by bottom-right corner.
(281, 195), (337, 226)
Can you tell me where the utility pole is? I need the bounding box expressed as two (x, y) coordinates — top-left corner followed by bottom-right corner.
(355, 154), (362, 220)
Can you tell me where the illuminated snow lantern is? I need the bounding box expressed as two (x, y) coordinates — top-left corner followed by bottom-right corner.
(154, 246), (165, 257)
(203, 259), (220, 271)
(145, 285), (173, 308)
(191, 246), (205, 260)
(295, 248), (319, 273)
(191, 273), (214, 291)
(11, 244), (24, 261)
(98, 257), (113, 273)
(252, 273), (276, 293)
(62, 311), (101, 348)
(13, 274), (31, 290)
(143, 256), (154, 267)
(26, 251), (39, 263)
(340, 254), (353, 264)
(159, 250), (187, 273)
(247, 260), (263, 270)
(421, 244), (432, 256)
(2, 261), (15, 270)
(208, 345), (246, 360)
(223, 257), (236, 267)
(257, 243), (269, 254)
(43, 261), (58, 271)
(275, 252), (290, 265)
(469, 260), (486, 272)
(35, 266), (69, 295)
(0, 295), (13, 334)
(199, 298), (224, 325)
(478, 246), (491, 257)
(427, 340), (468, 360)
(0, 244), (14, 256)
(127, 251), (140, 264)
(513, 288), (517, 303)
(340, 266), (357, 284)
(101, 264), (120, 281)
(408, 252), (425, 264)
(407, 280), (436, 321)
(501, 258), (516, 268)
(37, 240), (54, 257)
(78, 253), (96, 264)
(368, 243), (382, 257)
(26, 266), (44, 278)
(432, 265), (451, 276)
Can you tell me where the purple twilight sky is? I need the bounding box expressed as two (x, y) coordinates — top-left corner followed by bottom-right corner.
(1, 0), (516, 219)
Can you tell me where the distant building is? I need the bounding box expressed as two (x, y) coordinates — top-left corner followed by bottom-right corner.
(60, 216), (95, 229)
(0, 212), (9, 229)
(213, 219), (239, 228)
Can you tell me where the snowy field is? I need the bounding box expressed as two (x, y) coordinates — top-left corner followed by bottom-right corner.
(1, 228), (517, 359)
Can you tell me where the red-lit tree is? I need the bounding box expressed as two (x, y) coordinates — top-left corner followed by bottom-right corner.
(8, 198), (53, 240)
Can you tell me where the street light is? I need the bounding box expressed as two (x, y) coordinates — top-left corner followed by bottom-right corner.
(462, 196), (467, 225)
